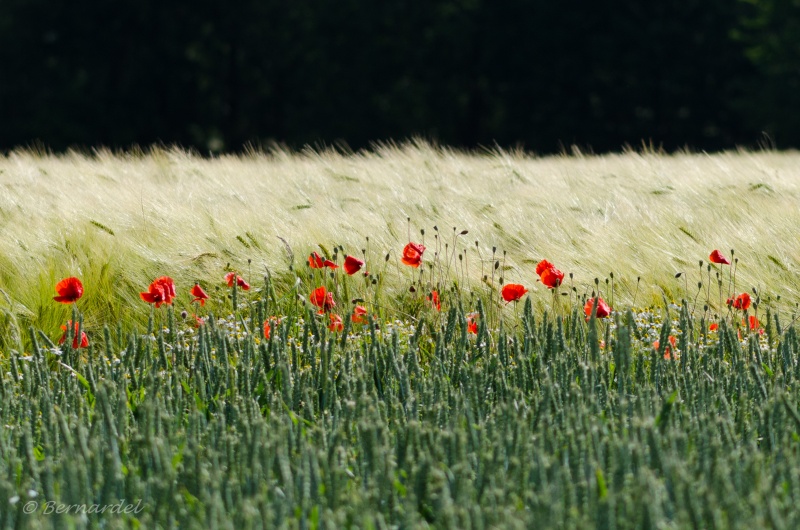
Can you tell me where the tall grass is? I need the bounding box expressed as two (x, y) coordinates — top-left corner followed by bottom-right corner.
(1, 296), (799, 528)
(1, 143), (799, 341)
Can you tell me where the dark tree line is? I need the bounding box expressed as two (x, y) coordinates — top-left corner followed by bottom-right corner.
(0, 1), (797, 154)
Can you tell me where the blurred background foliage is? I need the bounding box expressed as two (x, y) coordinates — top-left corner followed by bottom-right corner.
(0, 0), (797, 154)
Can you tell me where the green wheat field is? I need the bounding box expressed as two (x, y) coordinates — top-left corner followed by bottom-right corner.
(2, 144), (800, 529)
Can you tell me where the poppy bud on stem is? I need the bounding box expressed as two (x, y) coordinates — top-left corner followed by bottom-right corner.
(609, 272), (614, 310)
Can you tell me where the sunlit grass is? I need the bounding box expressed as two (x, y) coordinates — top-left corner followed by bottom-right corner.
(1, 142), (799, 341)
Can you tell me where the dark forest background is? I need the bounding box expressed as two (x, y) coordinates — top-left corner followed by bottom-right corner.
(0, 1), (798, 154)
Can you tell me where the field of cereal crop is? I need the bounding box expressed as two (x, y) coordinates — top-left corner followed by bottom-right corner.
(2, 144), (800, 528)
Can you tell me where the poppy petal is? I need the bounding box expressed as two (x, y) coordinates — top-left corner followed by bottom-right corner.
(140, 292), (158, 303)
(344, 255), (364, 275)
(309, 252), (325, 268)
(535, 260), (553, 276)
(709, 250), (731, 265)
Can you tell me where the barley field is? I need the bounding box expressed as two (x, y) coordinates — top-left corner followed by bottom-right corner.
(2, 144), (800, 529)
(2, 145), (800, 326)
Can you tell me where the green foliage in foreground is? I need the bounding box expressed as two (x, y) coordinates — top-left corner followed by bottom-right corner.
(2, 300), (800, 529)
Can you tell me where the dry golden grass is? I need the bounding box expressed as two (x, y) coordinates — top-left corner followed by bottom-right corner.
(1, 142), (799, 336)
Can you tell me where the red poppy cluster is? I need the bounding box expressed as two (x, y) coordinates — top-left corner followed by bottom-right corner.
(306, 250), (371, 330)
(709, 316), (763, 338)
(48, 243), (763, 350)
(654, 335), (678, 360)
(309, 252), (338, 269)
(308, 286), (370, 331)
(309, 252), (367, 277)
(225, 272), (250, 291)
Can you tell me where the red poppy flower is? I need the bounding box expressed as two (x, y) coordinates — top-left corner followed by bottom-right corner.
(709, 323), (719, 332)
(746, 315), (760, 330)
(352, 305), (368, 324)
(584, 297), (611, 319)
(427, 290), (441, 311)
(727, 292), (751, 311)
(466, 312), (479, 335)
(263, 318), (280, 338)
(310, 286), (336, 312)
(224, 272), (250, 290)
(709, 250), (731, 265)
(401, 242), (426, 268)
(310, 286), (327, 306)
(328, 313), (344, 332)
(193, 314), (205, 328)
(53, 277), (84, 304)
(59, 321), (89, 349)
(140, 276), (176, 308)
(736, 293), (751, 310)
(540, 268), (564, 288)
(654, 336), (677, 359)
(343, 255), (364, 275)
(501, 283), (528, 302)
(190, 284), (209, 306)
